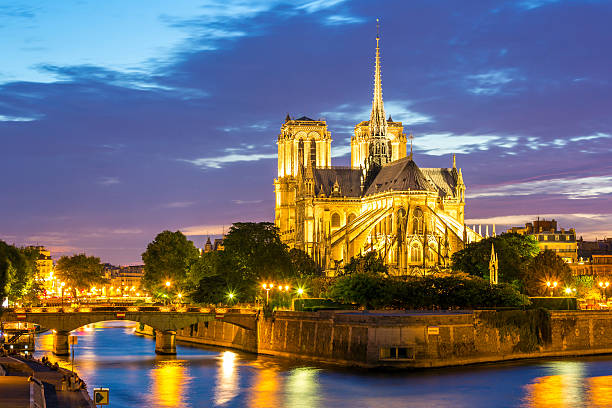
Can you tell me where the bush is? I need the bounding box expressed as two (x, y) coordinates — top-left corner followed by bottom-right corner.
(326, 274), (530, 310)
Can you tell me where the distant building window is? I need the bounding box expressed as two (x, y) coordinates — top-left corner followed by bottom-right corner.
(331, 213), (341, 228)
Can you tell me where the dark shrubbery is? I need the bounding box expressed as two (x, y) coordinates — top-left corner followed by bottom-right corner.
(326, 273), (530, 310)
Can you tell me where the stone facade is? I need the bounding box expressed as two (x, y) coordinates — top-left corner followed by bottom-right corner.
(174, 310), (612, 368)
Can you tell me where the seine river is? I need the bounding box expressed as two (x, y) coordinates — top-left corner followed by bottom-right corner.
(34, 321), (612, 408)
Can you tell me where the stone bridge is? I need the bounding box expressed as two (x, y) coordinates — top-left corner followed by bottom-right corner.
(0, 305), (258, 355)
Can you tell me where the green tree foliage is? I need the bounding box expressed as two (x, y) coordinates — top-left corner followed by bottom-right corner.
(289, 248), (323, 278)
(142, 230), (199, 293)
(222, 222), (292, 283)
(451, 233), (539, 284)
(327, 273), (390, 309)
(327, 274), (530, 310)
(191, 274), (228, 304)
(523, 249), (573, 296)
(0, 241), (42, 305)
(342, 252), (388, 276)
(55, 254), (106, 298)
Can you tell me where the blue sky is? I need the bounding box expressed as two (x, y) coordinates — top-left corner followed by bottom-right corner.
(1, 0), (611, 264)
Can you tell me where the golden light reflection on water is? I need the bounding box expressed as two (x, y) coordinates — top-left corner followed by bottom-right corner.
(586, 376), (612, 408)
(285, 367), (321, 408)
(247, 365), (281, 408)
(215, 351), (239, 406)
(149, 359), (189, 408)
(522, 361), (612, 408)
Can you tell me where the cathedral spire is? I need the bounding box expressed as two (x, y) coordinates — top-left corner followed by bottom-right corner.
(369, 19), (387, 137)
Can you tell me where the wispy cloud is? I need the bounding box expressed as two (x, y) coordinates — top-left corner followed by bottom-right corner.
(321, 100), (433, 126)
(324, 14), (365, 25)
(181, 224), (227, 236)
(466, 69), (521, 96)
(297, 0), (347, 13)
(98, 176), (120, 186)
(469, 175), (612, 200)
(415, 132), (518, 156)
(161, 201), (195, 208)
(518, 0), (561, 10)
(232, 199), (263, 205)
(0, 114), (40, 122)
(182, 144), (275, 169)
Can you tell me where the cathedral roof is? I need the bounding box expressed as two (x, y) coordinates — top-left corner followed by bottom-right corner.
(364, 157), (438, 195)
(295, 116), (316, 121)
(312, 168), (362, 197)
(421, 168), (458, 198)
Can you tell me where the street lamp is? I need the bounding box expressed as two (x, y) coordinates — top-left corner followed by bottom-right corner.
(165, 281), (171, 288)
(262, 283), (271, 304)
(598, 281), (610, 301)
(546, 281), (558, 297)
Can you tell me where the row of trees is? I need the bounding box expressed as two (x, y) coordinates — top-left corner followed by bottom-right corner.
(141, 222), (323, 303)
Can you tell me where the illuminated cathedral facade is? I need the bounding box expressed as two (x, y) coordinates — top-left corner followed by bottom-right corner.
(273, 30), (481, 275)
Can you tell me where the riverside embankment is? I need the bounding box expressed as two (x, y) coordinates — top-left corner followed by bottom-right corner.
(0, 354), (94, 407)
(137, 309), (612, 368)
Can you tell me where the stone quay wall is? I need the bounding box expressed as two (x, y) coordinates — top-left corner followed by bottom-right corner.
(169, 310), (612, 368)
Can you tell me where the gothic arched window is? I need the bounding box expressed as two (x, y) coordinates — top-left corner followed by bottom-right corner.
(331, 213), (341, 228)
(347, 213), (356, 225)
(413, 207), (424, 235)
(410, 243), (422, 263)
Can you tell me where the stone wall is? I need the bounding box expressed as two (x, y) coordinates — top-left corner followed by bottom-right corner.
(170, 310), (612, 368)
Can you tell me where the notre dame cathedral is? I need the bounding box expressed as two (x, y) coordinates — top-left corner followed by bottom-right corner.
(273, 29), (481, 275)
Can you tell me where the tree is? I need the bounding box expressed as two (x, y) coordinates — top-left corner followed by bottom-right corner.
(55, 254), (105, 298)
(451, 233), (539, 285)
(523, 250), (573, 296)
(289, 248), (323, 279)
(0, 241), (42, 305)
(142, 230), (199, 293)
(342, 252), (388, 276)
(221, 222), (292, 283)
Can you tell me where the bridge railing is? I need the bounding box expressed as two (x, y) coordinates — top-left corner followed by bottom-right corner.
(3, 305), (259, 315)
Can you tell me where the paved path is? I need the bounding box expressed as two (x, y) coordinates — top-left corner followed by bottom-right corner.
(0, 376), (30, 408)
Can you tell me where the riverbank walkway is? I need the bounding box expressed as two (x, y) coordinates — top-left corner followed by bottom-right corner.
(0, 355), (93, 408)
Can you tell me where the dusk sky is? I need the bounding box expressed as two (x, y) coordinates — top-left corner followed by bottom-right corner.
(1, 0), (611, 265)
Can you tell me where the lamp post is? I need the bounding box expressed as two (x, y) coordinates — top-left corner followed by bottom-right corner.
(60, 282), (66, 306)
(598, 281), (610, 301)
(262, 283), (272, 304)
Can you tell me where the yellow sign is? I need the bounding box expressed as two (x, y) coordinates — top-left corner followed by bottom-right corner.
(69, 336), (78, 345)
(427, 326), (440, 335)
(93, 388), (109, 405)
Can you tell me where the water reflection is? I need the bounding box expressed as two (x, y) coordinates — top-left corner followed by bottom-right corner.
(285, 367), (321, 408)
(586, 376), (612, 408)
(215, 351), (239, 406)
(149, 358), (190, 408)
(248, 365), (281, 408)
(521, 361), (612, 407)
(30, 323), (612, 408)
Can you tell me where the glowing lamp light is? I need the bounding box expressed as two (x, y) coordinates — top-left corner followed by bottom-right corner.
(165, 281), (171, 287)
(285, 285), (289, 291)
(565, 288), (572, 295)
(297, 288), (304, 295)
(177, 293), (183, 298)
